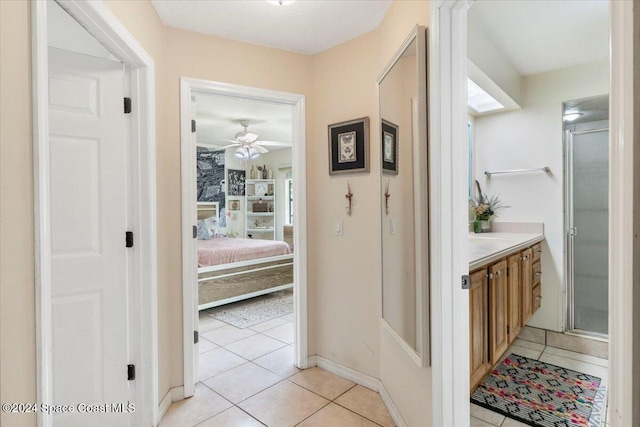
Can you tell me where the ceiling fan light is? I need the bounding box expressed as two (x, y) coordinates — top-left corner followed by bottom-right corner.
(248, 147), (260, 159)
(234, 147), (246, 159)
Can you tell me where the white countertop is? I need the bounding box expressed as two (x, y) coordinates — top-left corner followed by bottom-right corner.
(469, 232), (545, 271)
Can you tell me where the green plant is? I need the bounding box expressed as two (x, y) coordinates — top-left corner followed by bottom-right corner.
(470, 193), (504, 220)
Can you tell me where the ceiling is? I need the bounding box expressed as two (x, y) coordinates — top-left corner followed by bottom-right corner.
(195, 93), (293, 149)
(470, 0), (609, 76)
(150, 0), (392, 55)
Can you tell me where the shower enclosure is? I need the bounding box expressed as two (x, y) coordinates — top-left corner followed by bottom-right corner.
(564, 95), (609, 337)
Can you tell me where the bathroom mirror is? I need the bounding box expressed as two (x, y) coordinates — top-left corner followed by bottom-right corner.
(378, 26), (429, 366)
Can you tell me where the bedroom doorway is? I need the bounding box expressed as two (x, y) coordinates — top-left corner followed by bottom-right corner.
(179, 78), (308, 400)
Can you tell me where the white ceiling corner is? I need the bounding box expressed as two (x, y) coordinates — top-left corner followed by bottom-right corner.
(470, 0), (609, 76)
(150, 0), (393, 55)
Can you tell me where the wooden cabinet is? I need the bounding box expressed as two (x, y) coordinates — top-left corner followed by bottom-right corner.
(469, 241), (543, 392)
(521, 247), (533, 325)
(469, 269), (490, 391)
(489, 260), (509, 363)
(507, 253), (522, 343)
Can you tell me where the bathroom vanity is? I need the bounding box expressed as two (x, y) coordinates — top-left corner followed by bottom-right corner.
(468, 232), (544, 391)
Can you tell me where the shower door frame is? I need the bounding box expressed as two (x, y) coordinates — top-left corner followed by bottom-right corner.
(564, 127), (609, 338)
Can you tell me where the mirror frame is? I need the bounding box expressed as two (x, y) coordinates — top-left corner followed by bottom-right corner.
(377, 25), (430, 367)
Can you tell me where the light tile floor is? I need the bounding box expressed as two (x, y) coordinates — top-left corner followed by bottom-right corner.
(471, 339), (610, 427)
(160, 300), (395, 427)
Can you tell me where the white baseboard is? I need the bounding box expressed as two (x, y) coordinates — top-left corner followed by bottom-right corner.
(157, 386), (185, 425)
(309, 356), (407, 427)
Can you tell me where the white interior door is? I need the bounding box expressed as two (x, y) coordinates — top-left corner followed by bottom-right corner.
(48, 46), (131, 426)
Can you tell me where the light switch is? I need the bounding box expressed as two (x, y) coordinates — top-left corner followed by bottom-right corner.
(390, 218), (396, 235)
(335, 219), (343, 236)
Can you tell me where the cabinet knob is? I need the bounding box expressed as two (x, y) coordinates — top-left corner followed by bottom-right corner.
(535, 250), (542, 254)
(536, 272), (542, 276)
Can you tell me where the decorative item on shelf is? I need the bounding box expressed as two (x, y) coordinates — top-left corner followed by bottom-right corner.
(384, 179), (391, 216)
(262, 164), (267, 179)
(345, 181), (354, 216)
(252, 199), (269, 212)
(250, 165), (256, 180)
(268, 203), (274, 212)
(228, 199), (240, 211)
(469, 180), (504, 233)
(255, 182), (268, 196)
(267, 165), (273, 179)
(256, 165), (263, 179)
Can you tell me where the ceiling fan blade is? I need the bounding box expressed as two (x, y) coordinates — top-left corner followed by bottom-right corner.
(253, 144), (269, 154)
(219, 143), (241, 149)
(254, 140), (292, 147)
(214, 139), (240, 144)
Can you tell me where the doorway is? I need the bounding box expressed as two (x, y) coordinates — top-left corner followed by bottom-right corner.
(564, 95), (610, 337)
(180, 78), (308, 399)
(33, 1), (157, 426)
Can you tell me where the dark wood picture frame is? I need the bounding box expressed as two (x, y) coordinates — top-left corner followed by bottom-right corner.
(381, 119), (399, 175)
(328, 117), (370, 175)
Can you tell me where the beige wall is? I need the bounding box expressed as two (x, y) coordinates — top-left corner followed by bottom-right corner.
(0, 1), (36, 426)
(0, 0), (430, 425)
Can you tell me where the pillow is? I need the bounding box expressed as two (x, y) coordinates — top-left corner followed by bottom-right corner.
(204, 216), (221, 238)
(197, 220), (213, 240)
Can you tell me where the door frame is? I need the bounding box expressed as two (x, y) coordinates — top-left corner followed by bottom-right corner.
(179, 78), (308, 398)
(428, 1), (471, 426)
(564, 127), (609, 337)
(32, 1), (158, 426)
(431, 0), (635, 425)
(608, 0), (635, 424)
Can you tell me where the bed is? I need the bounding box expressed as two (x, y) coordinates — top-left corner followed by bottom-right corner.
(197, 204), (293, 310)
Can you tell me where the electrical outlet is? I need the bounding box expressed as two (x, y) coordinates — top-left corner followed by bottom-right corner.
(335, 219), (343, 236)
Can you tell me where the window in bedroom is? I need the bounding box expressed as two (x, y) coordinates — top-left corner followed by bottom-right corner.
(285, 176), (293, 225)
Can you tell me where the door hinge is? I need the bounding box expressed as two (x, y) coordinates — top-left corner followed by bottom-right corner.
(194, 330), (199, 344)
(191, 119), (196, 133)
(193, 225), (197, 239)
(127, 364), (135, 381)
(124, 97), (132, 114)
(461, 275), (471, 290)
(125, 231), (134, 248)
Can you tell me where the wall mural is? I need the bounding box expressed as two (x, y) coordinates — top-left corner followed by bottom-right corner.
(197, 146), (226, 227)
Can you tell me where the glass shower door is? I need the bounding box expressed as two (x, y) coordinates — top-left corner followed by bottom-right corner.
(568, 129), (609, 335)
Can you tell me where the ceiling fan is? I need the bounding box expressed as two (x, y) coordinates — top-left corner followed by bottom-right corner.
(216, 120), (291, 160)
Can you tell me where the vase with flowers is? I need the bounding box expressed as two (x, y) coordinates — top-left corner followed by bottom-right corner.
(470, 182), (504, 233)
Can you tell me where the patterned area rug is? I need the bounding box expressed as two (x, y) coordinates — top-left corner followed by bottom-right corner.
(471, 354), (607, 427)
(206, 291), (293, 329)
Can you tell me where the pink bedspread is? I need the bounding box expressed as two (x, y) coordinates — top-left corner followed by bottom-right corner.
(198, 238), (291, 267)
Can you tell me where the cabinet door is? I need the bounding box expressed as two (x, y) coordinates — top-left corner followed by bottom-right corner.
(469, 269), (489, 391)
(490, 259), (509, 363)
(521, 248), (533, 325)
(507, 254), (522, 343)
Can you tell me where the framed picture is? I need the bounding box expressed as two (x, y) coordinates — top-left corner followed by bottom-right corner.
(227, 169), (246, 196)
(255, 182), (268, 196)
(228, 199), (240, 211)
(328, 117), (369, 175)
(381, 119), (399, 175)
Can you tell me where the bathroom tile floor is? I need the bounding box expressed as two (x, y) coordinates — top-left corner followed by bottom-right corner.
(470, 338), (610, 427)
(159, 300), (395, 427)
